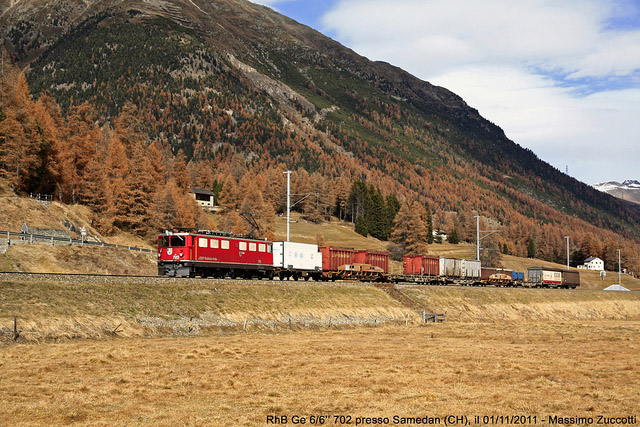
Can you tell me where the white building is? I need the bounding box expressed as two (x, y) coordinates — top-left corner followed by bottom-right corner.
(578, 256), (604, 271)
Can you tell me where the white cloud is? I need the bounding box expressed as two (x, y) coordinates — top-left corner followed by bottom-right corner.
(320, 0), (640, 183)
(433, 68), (640, 182)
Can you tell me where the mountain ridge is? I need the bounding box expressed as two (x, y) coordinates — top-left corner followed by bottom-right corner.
(1, 0), (639, 271)
(594, 180), (640, 205)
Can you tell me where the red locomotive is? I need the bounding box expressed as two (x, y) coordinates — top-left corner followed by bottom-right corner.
(158, 230), (274, 278)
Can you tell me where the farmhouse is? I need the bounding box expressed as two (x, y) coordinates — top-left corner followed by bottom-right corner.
(578, 256), (604, 271)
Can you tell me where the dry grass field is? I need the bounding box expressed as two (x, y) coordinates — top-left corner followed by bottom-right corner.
(1, 277), (639, 426)
(1, 321), (638, 426)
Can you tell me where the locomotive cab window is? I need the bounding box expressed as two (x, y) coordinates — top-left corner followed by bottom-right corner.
(267, 244), (272, 253)
(159, 236), (185, 247)
(198, 238), (208, 248)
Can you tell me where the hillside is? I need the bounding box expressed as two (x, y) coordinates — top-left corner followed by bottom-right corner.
(1, 0), (639, 272)
(2, 187), (638, 289)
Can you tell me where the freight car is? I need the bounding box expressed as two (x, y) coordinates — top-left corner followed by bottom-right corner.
(395, 255), (442, 284)
(479, 267), (515, 286)
(272, 241), (322, 280)
(439, 257), (481, 285)
(318, 246), (389, 281)
(526, 267), (580, 289)
(394, 255), (481, 285)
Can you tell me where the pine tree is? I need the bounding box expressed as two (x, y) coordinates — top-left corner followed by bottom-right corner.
(423, 202), (434, 244)
(355, 215), (368, 237)
(347, 180), (368, 222)
(334, 175), (350, 220)
(365, 185), (386, 239)
(527, 238), (536, 258)
(448, 228), (459, 244)
(126, 139), (159, 235)
(385, 194), (400, 240)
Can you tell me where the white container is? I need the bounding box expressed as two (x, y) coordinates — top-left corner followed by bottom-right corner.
(272, 242), (322, 271)
(463, 259), (481, 279)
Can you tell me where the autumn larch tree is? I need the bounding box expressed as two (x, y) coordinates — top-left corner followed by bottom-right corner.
(390, 200), (430, 255)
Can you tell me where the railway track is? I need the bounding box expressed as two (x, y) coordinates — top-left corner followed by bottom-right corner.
(0, 271), (586, 290)
(0, 271), (372, 287)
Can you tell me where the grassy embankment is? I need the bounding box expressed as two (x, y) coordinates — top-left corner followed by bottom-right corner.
(0, 278), (414, 341)
(2, 275), (639, 342)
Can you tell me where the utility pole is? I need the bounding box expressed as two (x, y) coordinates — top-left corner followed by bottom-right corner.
(564, 236), (570, 270)
(618, 249), (622, 286)
(476, 216), (480, 261)
(284, 170), (291, 241)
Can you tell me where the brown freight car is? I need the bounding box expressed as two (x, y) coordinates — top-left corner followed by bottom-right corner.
(403, 255), (440, 276)
(355, 250), (389, 274)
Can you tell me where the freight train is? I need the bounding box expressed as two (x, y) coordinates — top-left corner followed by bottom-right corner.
(157, 230), (579, 288)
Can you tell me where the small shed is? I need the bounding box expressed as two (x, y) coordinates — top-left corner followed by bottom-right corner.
(190, 188), (216, 211)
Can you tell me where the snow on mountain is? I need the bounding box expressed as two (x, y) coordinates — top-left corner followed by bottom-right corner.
(593, 180), (640, 205)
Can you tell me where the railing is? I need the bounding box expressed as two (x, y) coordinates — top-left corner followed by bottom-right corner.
(1, 230), (153, 253)
(28, 193), (53, 202)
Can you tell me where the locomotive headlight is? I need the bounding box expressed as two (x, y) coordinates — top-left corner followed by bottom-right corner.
(179, 250), (184, 258)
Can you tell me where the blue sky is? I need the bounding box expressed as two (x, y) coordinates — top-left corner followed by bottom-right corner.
(252, 0), (640, 185)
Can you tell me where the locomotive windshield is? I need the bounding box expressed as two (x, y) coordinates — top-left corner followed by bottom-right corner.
(159, 235), (186, 247)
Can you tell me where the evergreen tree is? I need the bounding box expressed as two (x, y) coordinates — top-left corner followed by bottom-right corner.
(365, 185), (386, 239)
(448, 228), (459, 244)
(424, 203), (434, 244)
(527, 238), (536, 258)
(355, 215), (368, 237)
(347, 180), (368, 222)
(385, 193), (401, 239)
(334, 175), (350, 220)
